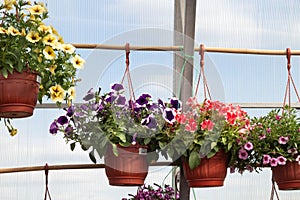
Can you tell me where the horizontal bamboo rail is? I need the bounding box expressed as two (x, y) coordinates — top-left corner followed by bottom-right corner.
(72, 43), (300, 55)
(0, 162), (174, 174)
(36, 102), (300, 109)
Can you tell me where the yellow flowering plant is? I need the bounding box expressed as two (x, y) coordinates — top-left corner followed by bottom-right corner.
(0, 0), (84, 104)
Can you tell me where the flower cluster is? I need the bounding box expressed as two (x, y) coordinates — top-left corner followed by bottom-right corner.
(174, 98), (252, 170)
(122, 183), (179, 200)
(50, 83), (164, 162)
(0, 0), (84, 103)
(249, 106), (300, 168)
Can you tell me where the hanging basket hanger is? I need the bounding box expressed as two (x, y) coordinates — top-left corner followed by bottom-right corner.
(194, 44), (212, 100)
(282, 48), (300, 109)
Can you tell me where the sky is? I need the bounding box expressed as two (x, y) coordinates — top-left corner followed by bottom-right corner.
(0, 0), (300, 199)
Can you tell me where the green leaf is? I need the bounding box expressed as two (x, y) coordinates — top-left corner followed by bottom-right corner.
(144, 137), (151, 145)
(189, 151), (201, 170)
(211, 142), (217, 149)
(206, 151), (216, 159)
(89, 150), (97, 164)
(112, 143), (118, 156)
(2, 68), (8, 78)
(70, 142), (76, 151)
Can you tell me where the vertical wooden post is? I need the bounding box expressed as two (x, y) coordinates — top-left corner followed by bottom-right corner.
(173, 0), (197, 200)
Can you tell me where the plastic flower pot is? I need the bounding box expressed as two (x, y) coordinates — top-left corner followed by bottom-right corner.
(182, 150), (228, 187)
(104, 144), (149, 186)
(272, 161), (300, 190)
(0, 70), (39, 118)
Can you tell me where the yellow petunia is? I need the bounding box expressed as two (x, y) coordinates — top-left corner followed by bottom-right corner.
(71, 55), (85, 69)
(43, 46), (56, 60)
(0, 27), (8, 34)
(50, 25), (59, 36)
(7, 26), (21, 36)
(61, 44), (75, 54)
(26, 31), (41, 43)
(50, 85), (65, 102)
(21, 28), (26, 36)
(28, 4), (46, 15)
(38, 24), (52, 34)
(42, 34), (57, 46)
(57, 35), (64, 44)
(49, 65), (57, 75)
(4, 0), (16, 10)
(67, 87), (76, 100)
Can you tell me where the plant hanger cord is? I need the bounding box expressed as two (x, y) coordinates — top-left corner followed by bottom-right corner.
(194, 44), (211, 100)
(44, 163), (52, 200)
(121, 43), (136, 105)
(270, 178), (280, 200)
(282, 48), (300, 110)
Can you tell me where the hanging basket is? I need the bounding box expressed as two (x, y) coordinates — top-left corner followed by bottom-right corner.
(272, 161), (300, 190)
(182, 150), (228, 187)
(0, 70), (40, 118)
(104, 144), (149, 186)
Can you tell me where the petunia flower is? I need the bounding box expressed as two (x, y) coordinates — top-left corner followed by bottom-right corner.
(238, 148), (248, 160)
(43, 46), (56, 60)
(270, 158), (278, 167)
(185, 118), (197, 132)
(111, 83), (124, 92)
(263, 154), (271, 164)
(49, 121), (58, 134)
(163, 108), (176, 124)
(200, 119), (214, 131)
(244, 142), (253, 151)
(26, 31), (41, 43)
(42, 34), (58, 46)
(278, 136), (289, 144)
(66, 105), (75, 117)
(136, 93), (151, 106)
(83, 88), (95, 101)
(170, 98), (181, 109)
(296, 155), (300, 165)
(57, 116), (68, 125)
(49, 84), (65, 102)
(71, 55), (85, 69)
(277, 156), (287, 165)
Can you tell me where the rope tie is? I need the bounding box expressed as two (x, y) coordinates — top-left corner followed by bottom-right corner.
(194, 44), (211, 99)
(270, 178), (280, 200)
(121, 43), (135, 105)
(282, 48), (300, 110)
(44, 163), (52, 200)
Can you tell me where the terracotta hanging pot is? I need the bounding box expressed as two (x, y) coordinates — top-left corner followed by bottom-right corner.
(183, 150), (228, 187)
(272, 161), (300, 190)
(0, 70), (40, 118)
(104, 144), (149, 186)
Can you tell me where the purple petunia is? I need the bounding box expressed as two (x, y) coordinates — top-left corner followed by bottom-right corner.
(64, 125), (73, 136)
(82, 88), (95, 101)
(136, 93), (151, 106)
(66, 105), (75, 117)
(115, 95), (126, 106)
(111, 83), (124, 92)
(57, 116), (68, 125)
(49, 121), (58, 134)
(170, 98), (181, 109)
(163, 108), (176, 124)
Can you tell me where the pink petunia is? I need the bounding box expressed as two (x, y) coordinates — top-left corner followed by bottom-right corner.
(278, 136), (289, 144)
(296, 155), (300, 165)
(185, 118), (197, 132)
(238, 148), (248, 160)
(259, 134), (266, 140)
(270, 158), (278, 167)
(275, 115), (281, 120)
(266, 128), (271, 133)
(263, 154), (271, 164)
(244, 142), (253, 151)
(277, 156), (287, 165)
(226, 112), (237, 125)
(186, 97), (198, 108)
(200, 119), (214, 131)
(175, 113), (187, 124)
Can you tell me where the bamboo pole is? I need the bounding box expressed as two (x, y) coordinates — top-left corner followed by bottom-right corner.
(35, 102), (300, 109)
(72, 43), (300, 55)
(0, 162), (174, 174)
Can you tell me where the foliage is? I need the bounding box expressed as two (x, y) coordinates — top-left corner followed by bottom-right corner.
(168, 97), (252, 171)
(0, 0), (84, 104)
(247, 106), (300, 169)
(122, 183), (179, 200)
(50, 83), (169, 163)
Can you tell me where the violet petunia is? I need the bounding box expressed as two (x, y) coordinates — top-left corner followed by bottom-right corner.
(66, 105), (75, 117)
(163, 108), (176, 124)
(136, 93), (151, 106)
(170, 98), (181, 109)
(82, 88), (95, 101)
(57, 116), (68, 125)
(111, 83), (124, 92)
(49, 121), (58, 134)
